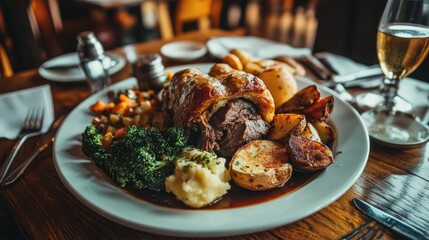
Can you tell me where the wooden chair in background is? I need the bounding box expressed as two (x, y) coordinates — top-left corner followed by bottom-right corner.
(0, 12), (13, 78)
(175, 0), (212, 35)
(0, 39), (13, 79)
(141, 0), (222, 40)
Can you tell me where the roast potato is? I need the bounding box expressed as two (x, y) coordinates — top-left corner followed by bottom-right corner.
(302, 96), (334, 121)
(257, 67), (298, 107)
(286, 135), (334, 172)
(243, 61), (265, 75)
(230, 48), (253, 66)
(230, 140), (293, 191)
(312, 120), (336, 149)
(223, 53), (243, 70)
(300, 122), (321, 142)
(274, 56), (306, 76)
(267, 113), (306, 141)
(276, 85), (321, 113)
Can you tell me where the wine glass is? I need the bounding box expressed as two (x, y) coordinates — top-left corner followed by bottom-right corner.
(359, 0), (429, 148)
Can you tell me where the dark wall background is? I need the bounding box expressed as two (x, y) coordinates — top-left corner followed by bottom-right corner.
(313, 0), (429, 82)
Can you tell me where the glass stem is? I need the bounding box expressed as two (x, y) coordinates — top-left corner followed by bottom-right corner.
(378, 77), (399, 111)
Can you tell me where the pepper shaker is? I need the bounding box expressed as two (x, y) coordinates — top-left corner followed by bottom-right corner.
(132, 53), (167, 92)
(77, 31), (111, 93)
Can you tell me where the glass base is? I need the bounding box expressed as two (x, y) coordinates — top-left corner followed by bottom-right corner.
(361, 109), (429, 149)
(355, 92), (414, 113)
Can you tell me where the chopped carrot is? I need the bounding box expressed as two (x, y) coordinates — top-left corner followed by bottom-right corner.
(105, 102), (115, 112)
(119, 94), (131, 103)
(112, 102), (128, 115)
(114, 127), (127, 138)
(90, 100), (105, 114)
(101, 132), (114, 150)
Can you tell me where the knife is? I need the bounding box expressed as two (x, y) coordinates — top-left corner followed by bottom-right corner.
(300, 56), (356, 103)
(352, 198), (429, 240)
(300, 55), (384, 88)
(1, 114), (66, 187)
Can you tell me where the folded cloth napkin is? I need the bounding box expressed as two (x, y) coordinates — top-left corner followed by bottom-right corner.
(207, 36), (311, 59)
(0, 84), (54, 140)
(314, 52), (370, 75)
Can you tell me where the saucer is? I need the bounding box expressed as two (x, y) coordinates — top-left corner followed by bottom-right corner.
(361, 110), (429, 149)
(160, 41), (207, 62)
(39, 52), (126, 83)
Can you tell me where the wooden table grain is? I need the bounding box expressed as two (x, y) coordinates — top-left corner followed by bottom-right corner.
(1, 29), (428, 240)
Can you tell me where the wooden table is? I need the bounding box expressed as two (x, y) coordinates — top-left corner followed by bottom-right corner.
(1, 29), (428, 240)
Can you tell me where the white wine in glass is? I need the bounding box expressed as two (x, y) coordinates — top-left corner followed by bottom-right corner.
(359, 0), (429, 148)
(378, 23), (429, 81)
(356, 0), (429, 112)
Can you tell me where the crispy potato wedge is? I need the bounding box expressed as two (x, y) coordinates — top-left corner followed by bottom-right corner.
(300, 122), (321, 142)
(302, 96), (334, 121)
(286, 135), (334, 172)
(311, 120), (336, 149)
(230, 48), (253, 66)
(257, 67), (298, 107)
(223, 53), (243, 70)
(243, 61), (265, 75)
(230, 140), (293, 191)
(276, 85), (321, 113)
(274, 56), (306, 76)
(267, 113), (306, 141)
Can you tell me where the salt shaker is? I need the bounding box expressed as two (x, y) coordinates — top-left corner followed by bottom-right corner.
(132, 53), (166, 92)
(77, 31), (111, 93)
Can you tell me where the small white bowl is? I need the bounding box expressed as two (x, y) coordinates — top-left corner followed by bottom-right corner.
(161, 41), (207, 62)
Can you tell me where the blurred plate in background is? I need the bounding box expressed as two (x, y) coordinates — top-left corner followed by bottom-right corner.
(39, 52), (126, 83)
(161, 41), (207, 62)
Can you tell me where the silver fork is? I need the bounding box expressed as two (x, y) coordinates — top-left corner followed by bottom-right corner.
(0, 106), (44, 184)
(339, 221), (385, 240)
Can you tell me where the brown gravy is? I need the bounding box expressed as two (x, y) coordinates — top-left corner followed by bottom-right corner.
(127, 170), (319, 210)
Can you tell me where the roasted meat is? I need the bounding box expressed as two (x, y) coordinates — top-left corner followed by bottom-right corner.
(209, 99), (270, 156)
(162, 64), (275, 156)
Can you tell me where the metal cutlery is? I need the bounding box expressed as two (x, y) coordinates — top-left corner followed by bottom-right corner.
(300, 55), (356, 103)
(2, 114), (66, 187)
(352, 198), (429, 240)
(0, 106), (44, 184)
(300, 55), (384, 88)
(339, 220), (385, 240)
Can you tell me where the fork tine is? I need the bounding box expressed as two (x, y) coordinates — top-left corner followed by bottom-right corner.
(340, 221), (385, 240)
(373, 230), (385, 240)
(339, 221), (372, 240)
(34, 106), (44, 130)
(357, 225), (378, 240)
(23, 106), (35, 129)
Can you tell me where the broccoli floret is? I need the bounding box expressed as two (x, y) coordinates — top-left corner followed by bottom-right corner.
(81, 125), (188, 192)
(81, 125), (111, 167)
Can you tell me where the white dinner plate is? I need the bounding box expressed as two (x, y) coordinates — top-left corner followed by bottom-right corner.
(161, 41), (207, 62)
(207, 36), (311, 59)
(39, 52), (126, 83)
(53, 63), (369, 237)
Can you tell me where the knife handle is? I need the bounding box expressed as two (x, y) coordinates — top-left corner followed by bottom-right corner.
(315, 56), (339, 75)
(300, 55), (333, 80)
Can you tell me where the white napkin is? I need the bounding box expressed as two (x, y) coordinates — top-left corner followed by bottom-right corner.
(314, 52), (369, 75)
(207, 36), (311, 59)
(0, 85), (54, 140)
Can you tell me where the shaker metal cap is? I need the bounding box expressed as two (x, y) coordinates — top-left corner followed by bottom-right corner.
(133, 53), (165, 76)
(77, 31), (105, 61)
(134, 53), (162, 68)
